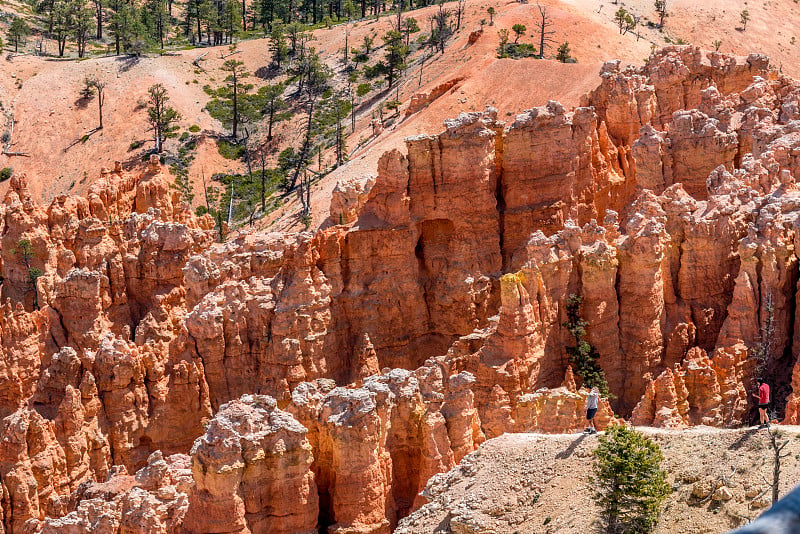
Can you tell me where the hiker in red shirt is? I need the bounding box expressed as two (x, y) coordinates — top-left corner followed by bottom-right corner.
(753, 380), (770, 428)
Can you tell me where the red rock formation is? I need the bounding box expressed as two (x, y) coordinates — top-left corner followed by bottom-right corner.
(404, 78), (465, 117)
(8, 46), (800, 532)
(184, 395), (318, 534)
(27, 451), (192, 534)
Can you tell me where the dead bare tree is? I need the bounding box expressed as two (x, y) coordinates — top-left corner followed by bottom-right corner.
(83, 76), (107, 129)
(753, 292), (776, 381)
(455, 0), (466, 30)
(298, 169), (313, 227)
(765, 427), (790, 505)
(534, 4), (556, 59)
(654, 0), (668, 28)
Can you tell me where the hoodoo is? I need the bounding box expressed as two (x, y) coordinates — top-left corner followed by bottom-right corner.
(5, 37), (800, 534)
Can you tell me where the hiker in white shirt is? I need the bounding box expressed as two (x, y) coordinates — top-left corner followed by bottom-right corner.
(584, 386), (599, 434)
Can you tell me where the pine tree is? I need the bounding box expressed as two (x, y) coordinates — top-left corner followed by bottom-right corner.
(511, 23), (525, 43)
(654, 0), (667, 27)
(218, 0), (242, 44)
(556, 41), (572, 63)
(110, 1), (145, 54)
(73, 0), (96, 57)
(205, 59), (257, 138)
(52, 0), (73, 57)
(382, 29), (407, 87)
(497, 28), (508, 57)
(268, 22), (289, 67)
(147, 84), (181, 152)
(287, 48), (330, 190)
(563, 294), (609, 395)
(342, 0), (356, 19)
(316, 89), (352, 167)
(143, 0), (169, 49)
(614, 7), (634, 34)
(400, 16), (418, 46)
(285, 20), (305, 56)
(254, 81), (290, 140)
(592, 425), (670, 534)
(7, 18), (30, 53)
(428, 1), (452, 54)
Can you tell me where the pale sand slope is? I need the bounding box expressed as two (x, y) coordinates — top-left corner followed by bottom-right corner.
(397, 427), (800, 534)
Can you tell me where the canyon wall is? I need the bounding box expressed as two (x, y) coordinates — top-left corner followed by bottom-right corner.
(3, 47), (800, 532)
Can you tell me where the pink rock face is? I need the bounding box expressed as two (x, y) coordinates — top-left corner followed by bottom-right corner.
(185, 395), (318, 534)
(10, 46), (800, 532)
(27, 451), (193, 534)
(516, 387), (620, 434)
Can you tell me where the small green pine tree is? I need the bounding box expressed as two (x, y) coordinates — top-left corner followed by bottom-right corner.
(12, 238), (42, 310)
(556, 42), (572, 63)
(592, 425), (671, 533)
(563, 294), (609, 395)
(511, 23), (526, 43)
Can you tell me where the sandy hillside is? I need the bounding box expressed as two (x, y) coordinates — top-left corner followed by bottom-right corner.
(397, 427), (800, 534)
(268, 0), (800, 232)
(0, 0), (798, 216)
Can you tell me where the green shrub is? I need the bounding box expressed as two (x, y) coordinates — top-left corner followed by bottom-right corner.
(217, 139), (245, 160)
(0, 167), (12, 181)
(129, 140), (144, 150)
(499, 42), (537, 59)
(189, 124), (201, 132)
(556, 42), (573, 63)
(592, 425), (670, 533)
(356, 82), (372, 97)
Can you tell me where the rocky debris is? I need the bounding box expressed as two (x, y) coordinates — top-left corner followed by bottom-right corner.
(26, 451), (192, 534)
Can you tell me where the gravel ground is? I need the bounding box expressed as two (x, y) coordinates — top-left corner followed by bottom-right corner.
(397, 426), (800, 534)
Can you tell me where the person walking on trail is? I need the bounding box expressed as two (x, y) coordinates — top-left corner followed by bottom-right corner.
(753, 379), (770, 428)
(584, 386), (599, 434)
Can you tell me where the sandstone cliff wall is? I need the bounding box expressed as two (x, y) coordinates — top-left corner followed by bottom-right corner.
(5, 47), (800, 532)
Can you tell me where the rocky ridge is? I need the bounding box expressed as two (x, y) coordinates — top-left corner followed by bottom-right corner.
(2, 46), (800, 532)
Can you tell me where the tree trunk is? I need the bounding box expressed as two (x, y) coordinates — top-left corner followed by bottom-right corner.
(260, 164), (266, 211)
(98, 94), (104, 129)
(267, 106), (275, 140)
(197, 2), (202, 43)
(774, 455), (780, 504)
(95, 0), (103, 39)
(290, 99), (315, 190)
(232, 72), (239, 138)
